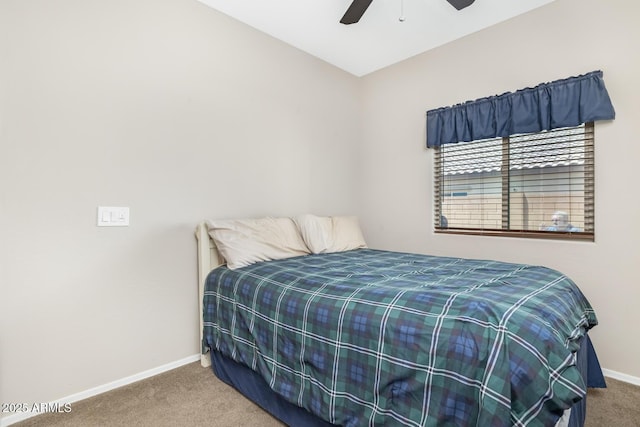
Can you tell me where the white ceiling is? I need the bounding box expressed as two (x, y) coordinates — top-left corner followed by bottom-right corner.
(196, 0), (555, 77)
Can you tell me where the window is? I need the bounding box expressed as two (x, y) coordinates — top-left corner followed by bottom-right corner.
(434, 122), (594, 240)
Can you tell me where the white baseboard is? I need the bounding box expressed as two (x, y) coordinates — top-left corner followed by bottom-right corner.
(1, 357), (637, 426)
(0, 354), (201, 427)
(602, 368), (640, 387)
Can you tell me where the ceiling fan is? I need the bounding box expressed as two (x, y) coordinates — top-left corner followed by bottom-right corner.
(340, 0), (476, 25)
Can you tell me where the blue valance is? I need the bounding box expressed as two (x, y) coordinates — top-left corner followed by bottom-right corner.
(426, 70), (616, 148)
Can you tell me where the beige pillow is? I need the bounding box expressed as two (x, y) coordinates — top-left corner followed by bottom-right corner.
(207, 217), (310, 270)
(330, 216), (368, 252)
(293, 214), (367, 254)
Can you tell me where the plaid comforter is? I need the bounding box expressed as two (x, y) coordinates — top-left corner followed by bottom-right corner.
(203, 249), (597, 427)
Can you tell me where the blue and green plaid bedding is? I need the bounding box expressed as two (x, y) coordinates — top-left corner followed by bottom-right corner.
(203, 249), (597, 426)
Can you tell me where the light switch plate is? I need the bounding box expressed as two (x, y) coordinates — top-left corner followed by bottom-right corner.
(97, 206), (130, 227)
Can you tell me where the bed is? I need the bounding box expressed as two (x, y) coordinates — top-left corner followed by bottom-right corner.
(195, 217), (604, 427)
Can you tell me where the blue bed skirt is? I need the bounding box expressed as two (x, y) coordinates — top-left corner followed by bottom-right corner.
(209, 335), (605, 427)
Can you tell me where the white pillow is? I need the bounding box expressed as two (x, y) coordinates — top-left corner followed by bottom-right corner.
(293, 214), (333, 254)
(207, 217), (310, 270)
(293, 214), (367, 254)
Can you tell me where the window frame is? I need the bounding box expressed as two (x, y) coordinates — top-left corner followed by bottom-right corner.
(433, 122), (595, 241)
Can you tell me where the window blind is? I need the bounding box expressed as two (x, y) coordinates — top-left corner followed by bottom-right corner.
(434, 123), (594, 240)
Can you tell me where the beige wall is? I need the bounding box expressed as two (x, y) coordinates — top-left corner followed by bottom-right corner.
(359, 0), (640, 380)
(0, 0), (361, 417)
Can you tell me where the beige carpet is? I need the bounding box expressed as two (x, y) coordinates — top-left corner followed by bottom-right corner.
(12, 362), (640, 426)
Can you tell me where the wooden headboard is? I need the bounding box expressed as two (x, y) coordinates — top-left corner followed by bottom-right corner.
(195, 221), (223, 367)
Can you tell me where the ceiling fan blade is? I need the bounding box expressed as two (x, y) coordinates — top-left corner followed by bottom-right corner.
(340, 0), (373, 25)
(446, 0), (475, 10)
